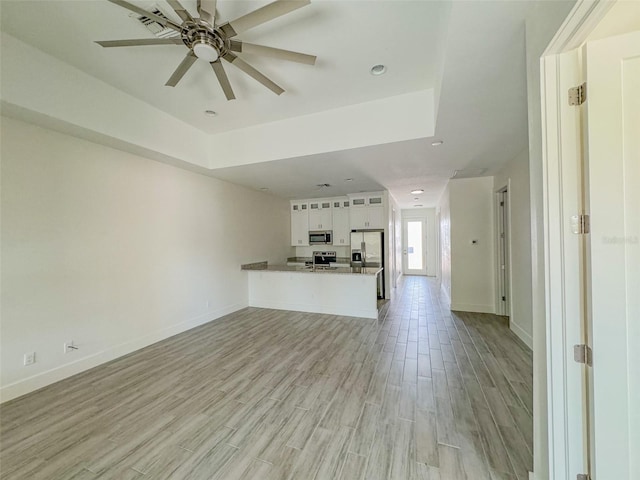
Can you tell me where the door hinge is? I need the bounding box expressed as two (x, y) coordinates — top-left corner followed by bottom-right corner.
(571, 214), (590, 234)
(502, 296), (506, 301)
(574, 344), (593, 366)
(576, 474), (591, 480)
(569, 82), (587, 106)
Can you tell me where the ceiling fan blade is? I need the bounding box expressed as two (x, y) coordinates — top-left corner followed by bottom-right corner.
(96, 38), (184, 47)
(220, 0), (310, 38)
(166, 52), (197, 87)
(211, 61), (236, 101)
(229, 41), (316, 65)
(197, 0), (217, 28)
(166, 0), (193, 22)
(223, 52), (284, 95)
(108, 0), (182, 32)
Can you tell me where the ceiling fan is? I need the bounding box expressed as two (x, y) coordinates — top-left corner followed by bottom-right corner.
(96, 0), (316, 100)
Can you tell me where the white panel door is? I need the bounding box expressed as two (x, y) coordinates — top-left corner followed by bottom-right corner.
(585, 30), (640, 479)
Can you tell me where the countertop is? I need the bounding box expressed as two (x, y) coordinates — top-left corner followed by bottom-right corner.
(243, 263), (383, 276)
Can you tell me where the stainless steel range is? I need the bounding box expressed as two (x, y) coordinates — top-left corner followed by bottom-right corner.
(313, 251), (337, 268)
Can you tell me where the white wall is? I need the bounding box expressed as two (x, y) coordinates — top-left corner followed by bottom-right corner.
(494, 149), (533, 348)
(524, 1), (577, 478)
(401, 208), (437, 276)
(449, 177), (496, 313)
(0, 116), (291, 402)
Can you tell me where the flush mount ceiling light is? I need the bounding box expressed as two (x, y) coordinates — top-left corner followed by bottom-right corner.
(370, 64), (387, 76)
(410, 189), (424, 195)
(431, 140), (444, 146)
(204, 109), (217, 116)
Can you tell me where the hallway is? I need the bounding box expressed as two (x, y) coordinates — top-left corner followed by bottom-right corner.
(0, 276), (532, 479)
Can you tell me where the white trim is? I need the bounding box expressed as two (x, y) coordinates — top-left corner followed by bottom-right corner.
(494, 181), (513, 318)
(544, 0), (615, 55)
(511, 321), (533, 350)
(0, 302), (245, 403)
(450, 303), (495, 314)
(539, 0), (615, 473)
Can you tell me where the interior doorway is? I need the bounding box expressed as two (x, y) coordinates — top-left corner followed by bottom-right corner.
(402, 218), (427, 275)
(496, 186), (510, 317)
(541, 3), (639, 478)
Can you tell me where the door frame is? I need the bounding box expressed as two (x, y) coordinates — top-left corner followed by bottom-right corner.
(494, 182), (512, 318)
(402, 216), (428, 276)
(539, 1), (616, 479)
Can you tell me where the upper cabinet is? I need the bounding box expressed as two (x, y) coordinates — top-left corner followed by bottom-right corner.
(308, 200), (332, 230)
(332, 198), (350, 245)
(349, 193), (385, 229)
(290, 193), (386, 247)
(290, 201), (309, 246)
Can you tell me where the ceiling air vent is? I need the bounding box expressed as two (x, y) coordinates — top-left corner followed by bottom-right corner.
(131, 5), (180, 39)
(451, 168), (488, 179)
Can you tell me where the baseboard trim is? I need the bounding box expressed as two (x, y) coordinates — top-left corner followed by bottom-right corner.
(0, 302), (245, 404)
(450, 303), (495, 314)
(510, 320), (533, 350)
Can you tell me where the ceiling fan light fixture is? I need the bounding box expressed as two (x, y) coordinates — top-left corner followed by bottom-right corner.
(193, 40), (219, 63)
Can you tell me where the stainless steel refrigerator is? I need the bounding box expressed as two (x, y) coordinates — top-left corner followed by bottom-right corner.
(350, 230), (385, 299)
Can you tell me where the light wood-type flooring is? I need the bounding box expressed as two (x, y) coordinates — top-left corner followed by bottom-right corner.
(0, 276), (533, 479)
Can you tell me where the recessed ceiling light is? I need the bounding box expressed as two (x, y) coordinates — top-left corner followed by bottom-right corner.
(370, 64), (387, 76)
(431, 140), (444, 146)
(204, 110), (217, 117)
(260, 187), (269, 191)
(410, 189), (424, 195)
(344, 178), (354, 182)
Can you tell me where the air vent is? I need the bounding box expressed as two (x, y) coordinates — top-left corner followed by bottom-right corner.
(451, 168), (488, 179)
(315, 183), (331, 188)
(132, 6), (180, 39)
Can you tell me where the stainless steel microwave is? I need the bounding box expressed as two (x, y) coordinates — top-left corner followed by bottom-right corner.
(309, 230), (333, 245)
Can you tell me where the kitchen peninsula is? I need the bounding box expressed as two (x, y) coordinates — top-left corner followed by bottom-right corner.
(242, 261), (383, 319)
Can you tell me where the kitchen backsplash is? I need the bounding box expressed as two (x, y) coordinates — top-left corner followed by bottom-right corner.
(294, 245), (351, 258)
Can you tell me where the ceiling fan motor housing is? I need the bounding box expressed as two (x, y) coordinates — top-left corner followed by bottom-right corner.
(182, 24), (227, 62)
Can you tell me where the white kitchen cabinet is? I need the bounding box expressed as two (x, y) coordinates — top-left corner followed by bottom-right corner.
(349, 194), (385, 229)
(308, 200), (332, 230)
(332, 199), (350, 245)
(291, 202), (309, 246)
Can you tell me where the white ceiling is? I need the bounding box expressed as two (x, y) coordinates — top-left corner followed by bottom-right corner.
(0, 0), (534, 209)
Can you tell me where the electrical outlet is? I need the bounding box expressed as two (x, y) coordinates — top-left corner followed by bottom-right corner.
(24, 352), (36, 366)
(64, 341), (78, 353)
